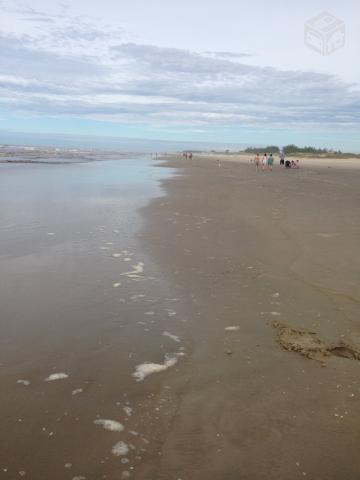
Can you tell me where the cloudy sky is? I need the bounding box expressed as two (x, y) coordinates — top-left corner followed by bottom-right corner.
(0, 0), (359, 150)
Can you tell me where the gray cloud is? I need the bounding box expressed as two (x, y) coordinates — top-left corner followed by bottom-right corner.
(0, 11), (359, 130)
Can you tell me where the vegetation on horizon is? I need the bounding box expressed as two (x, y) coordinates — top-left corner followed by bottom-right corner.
(243, 144), (358, 157)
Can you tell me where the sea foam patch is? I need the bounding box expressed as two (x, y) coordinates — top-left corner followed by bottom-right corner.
(45, 373), (69, 382)
(121, 262), (144, 279)
(123, 406), (133, 417)
(133, 354), (180, 382)
(94, 419), (124, 432)
(163, 332), (181, 343)
(225, 326), (240, 331)
(261, 311), (281, 316)
(72, 388), (83, 396)
(17, 379), (31, 386)
(112, 441), (129, 456)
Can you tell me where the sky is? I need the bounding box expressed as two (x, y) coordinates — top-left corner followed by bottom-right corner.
(0, 0), (359, 151)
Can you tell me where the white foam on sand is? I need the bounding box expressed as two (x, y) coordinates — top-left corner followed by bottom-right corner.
(94, 419), (124, 432)
(133, 354), (179, 382)
(121, 262), (144, 279)
(123, 406), (133, 417)
(225, 326), (240, 331)
(130, 294), (145, 300)
(163, 332), (181, 343)
(166, 309), (177, 317)
(17, 379), (30, 386)
(112, 253), (122, 258)
(45, 373), (69, 382)
(72, 388), (83, 396)
(112, 441), (129, 457)
(113, 282), (122, 288)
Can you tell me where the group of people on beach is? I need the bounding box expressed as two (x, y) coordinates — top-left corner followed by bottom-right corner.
(254, 153), (299, 171)
(183, 152), (193, 160)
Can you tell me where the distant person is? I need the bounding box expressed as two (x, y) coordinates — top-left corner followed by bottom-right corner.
(268, 153), (274, 171)
(254, 153), (260, 170)
(262, 153), (268, 171)
(295, 159), (300, 169)
(189, 152), (193, 160)
(280, 153), (285, 166)
(285, 159), (291, 168)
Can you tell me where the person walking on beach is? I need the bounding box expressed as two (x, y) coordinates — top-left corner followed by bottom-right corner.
(268, 153), (274, 171)
(262, 153), (268, 171)
(280, 152), (285, 166)
(254, 153), (260, 171)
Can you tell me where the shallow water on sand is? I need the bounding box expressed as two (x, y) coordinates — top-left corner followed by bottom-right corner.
(0, 155), (187, 479)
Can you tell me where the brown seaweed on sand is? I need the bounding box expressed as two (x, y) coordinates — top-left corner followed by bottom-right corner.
(272, 321), (360, 365)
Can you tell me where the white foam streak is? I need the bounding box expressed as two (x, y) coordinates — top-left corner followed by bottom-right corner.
(17, 379), (30, 386)
(94, 419), (124, 432)
(133, 355), (179, 382)
(163, 331), (181, 343)
(112, 441), (129, 456)
(45, 373), (69, 382)
(72, 388), (83, 396)
(121, 262), (145, 278)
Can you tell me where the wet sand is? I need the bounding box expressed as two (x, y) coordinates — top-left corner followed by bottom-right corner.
(138, 154), (360, 479)
(1, 152), (360, 479)
(0, 156), (187, 480)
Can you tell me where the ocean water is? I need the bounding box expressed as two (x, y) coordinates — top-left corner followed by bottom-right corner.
(0, 152), (187, 478)
(0, 154), (168, 257)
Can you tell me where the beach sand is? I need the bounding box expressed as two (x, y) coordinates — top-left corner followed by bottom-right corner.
(1, 152), (360, 479)
(136, 153), (360, 479)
